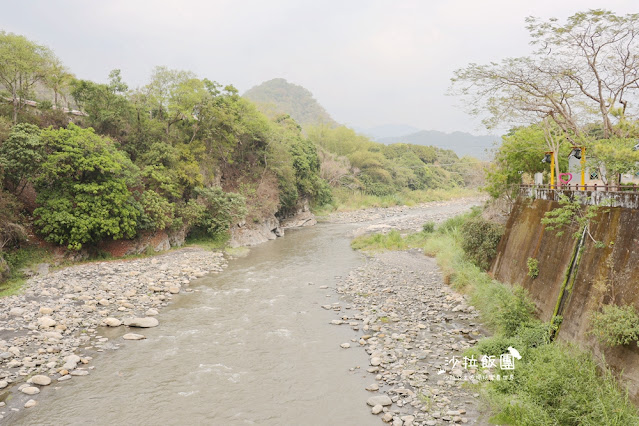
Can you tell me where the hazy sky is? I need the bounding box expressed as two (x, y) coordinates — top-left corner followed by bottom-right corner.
(3, 1), (638, 135)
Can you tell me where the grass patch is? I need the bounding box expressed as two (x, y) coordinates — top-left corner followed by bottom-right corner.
(0, 246), (53, 296)
(184, 232), (230, 251)
(314, 187), (480, 214)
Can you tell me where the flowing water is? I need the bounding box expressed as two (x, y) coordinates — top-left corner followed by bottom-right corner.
(15, 224), (374, 425)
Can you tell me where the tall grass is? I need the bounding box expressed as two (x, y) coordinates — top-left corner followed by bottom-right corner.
(315, 187), (480, 214)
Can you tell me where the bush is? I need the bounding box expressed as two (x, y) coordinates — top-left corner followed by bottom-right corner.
(138, 190), (175, 231)
(33, 124), (140, 250)
(191, 186), (247, 237)
(460, 216), (504, 270)
(590, 304), (639, 346)
(0, 122), (44, 194)
(527, 257), (539, 278)
(422, 221), (435, 233)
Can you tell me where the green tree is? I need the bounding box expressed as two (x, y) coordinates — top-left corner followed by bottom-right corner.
(34, 124), (140, 250)
(0, 31), (53, 123)
(71, 70), (133, 137)
(0, 123), (44, 194)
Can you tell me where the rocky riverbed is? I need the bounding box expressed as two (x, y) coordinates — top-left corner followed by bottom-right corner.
(328, 250), (489, 425)
(0, 247), (227, 418)
(325, 197), (485, 236)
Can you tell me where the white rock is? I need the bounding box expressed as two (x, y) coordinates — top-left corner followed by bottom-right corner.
(372, 404), (384, 414)
(103, 318), (122, 327)
(367, 395), (392, 406)
(366, 383), (379, 391)
(123, 333), (146, 340)
(24, 399), (37, 408)
(38, 316), (56, 328)
(123, 317), (159, 328)
(168, 286), (180, 294)
(30, 375), (51, 386)
(0, 381), (6, 389)
(39, 307), (54, 315)
(340, 343), (351, 349)
(145, 308), (159, 316)
(9, 307), (24, 317)
(21, 386), (40, 395)
(370, 357), (382, 366)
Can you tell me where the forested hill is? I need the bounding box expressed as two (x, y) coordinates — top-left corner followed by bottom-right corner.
(243, 78), (337, 127)
(379, 130), (497, 159)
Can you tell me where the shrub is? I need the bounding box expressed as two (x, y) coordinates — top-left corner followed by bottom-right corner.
(33, 124), (140, 250)
(191, 186), (247, 237)
(422, 221), (435, 233)
(527, 257), (539, 278)
(590, 304), (639, 346)
(0, 122), (44, 194)
(138, 190), (175, 231)
(460, 216), (504, 270)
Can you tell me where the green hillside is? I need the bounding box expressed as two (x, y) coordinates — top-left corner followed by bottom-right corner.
(243, 78), (337, 127)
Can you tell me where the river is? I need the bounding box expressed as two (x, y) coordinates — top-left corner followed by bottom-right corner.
(11, 198), (483, 425)
(14, 223), (374, 425)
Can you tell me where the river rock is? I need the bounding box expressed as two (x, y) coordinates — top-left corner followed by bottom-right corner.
(367, 395), (392, 406)
(340, 343), (351, 348)
(38, 316), (56, 328)
(103, 318), (122, 327)
(9, 307), (24, 317)
(123, 333), (146, 340)
(372, 404), (384, 414)
(124, 317), (159, 328)
(366, 383), (379, 391)
(24, 399), (37, 408)
(63, 354), (80, 370)
(0, 381), (7, 389)
(30, 375), (51, 386)
(145, 308), (159, 316)
(39, 307), (54, 315)
(70, 370), (89, 376)
(21, 386), (40, 395)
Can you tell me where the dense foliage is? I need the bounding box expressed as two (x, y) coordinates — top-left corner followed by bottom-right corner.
(0, 29), (476, 257)
(459, 216), (504, 270)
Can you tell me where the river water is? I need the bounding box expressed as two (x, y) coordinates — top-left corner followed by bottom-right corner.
(15, 224), (374, 425)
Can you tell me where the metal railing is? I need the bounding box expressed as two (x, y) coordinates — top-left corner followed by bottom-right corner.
(519, 183), (639, 193)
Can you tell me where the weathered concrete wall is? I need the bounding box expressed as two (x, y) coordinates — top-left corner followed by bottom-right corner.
(492, 196), (639, 402)
(491, 198), (577, 321)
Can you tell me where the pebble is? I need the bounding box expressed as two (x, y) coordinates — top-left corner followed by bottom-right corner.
(123, 333), (146, 340)
(340, 343), (351, 349)
(24, 399), (37, 408)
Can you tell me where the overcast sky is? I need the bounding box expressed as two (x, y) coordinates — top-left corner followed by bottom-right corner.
(3, 1), (638, 135)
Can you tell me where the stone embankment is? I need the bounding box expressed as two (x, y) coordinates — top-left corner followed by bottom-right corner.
(0, 248), (226, 417)
(329, 251), (488, 425)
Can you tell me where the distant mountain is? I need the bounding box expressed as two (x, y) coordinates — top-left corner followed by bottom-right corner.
(378, 130), (498, 159)
(357, 124), (421, 140)
(243, 78), (337, 127)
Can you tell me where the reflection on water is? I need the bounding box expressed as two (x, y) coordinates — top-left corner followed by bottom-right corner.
(15, 224), (375, 426)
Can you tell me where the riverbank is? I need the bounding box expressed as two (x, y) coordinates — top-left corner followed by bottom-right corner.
(0, 247), (227, 418)
(331, 250), (487, 425)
